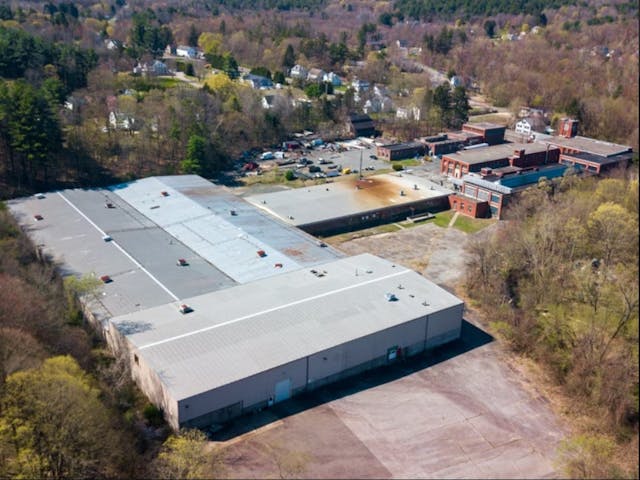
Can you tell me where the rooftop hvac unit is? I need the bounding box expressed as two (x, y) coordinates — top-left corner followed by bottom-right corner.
(274, 263), (283, 268)
(179, 304), (193, 314)
(385, 293), (398, 302)
(161, 191), (169, 197)
(34, 214), (43, 221)
(100, 275), (112, 283)
(103, 235), (112, 242)
(105, 202), (115, 209)
(177, 258), (189, 266)
(257, 250), (267, 257)
(35, 193), (45, 199)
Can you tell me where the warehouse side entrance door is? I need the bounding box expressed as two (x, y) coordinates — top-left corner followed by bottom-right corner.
(274, 378), (291, 403)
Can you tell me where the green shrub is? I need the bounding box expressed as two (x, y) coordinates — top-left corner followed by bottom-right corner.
(392, 163), (404, 171)
(285, 170), (295, 181)
(143, 403), (164, 426)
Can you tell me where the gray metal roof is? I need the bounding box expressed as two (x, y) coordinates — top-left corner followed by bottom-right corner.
(7, 175), (342, 316)
(112, 253), (463, 400)
(245, 173), (452, 227)
(111, 176), (341, 282)
(539, 135), (631, 157)
(444, 142), (551, 165)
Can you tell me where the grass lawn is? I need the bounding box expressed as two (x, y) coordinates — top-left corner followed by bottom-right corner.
(239, 169), (328, 188)
(466, 113), (511, 125)
(432, 210), (455, 228)
(451, 215), (496, 234)
(391, 158), (423, 167)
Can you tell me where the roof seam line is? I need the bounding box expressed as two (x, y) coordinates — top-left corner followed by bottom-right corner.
(138, 268), (412, 350)
(57, 192), (180, 302)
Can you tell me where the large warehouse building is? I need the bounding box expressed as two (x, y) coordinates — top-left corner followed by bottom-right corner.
(8, 175), (464, 430)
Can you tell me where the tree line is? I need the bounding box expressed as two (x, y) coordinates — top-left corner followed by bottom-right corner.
(465, 173), (638, 478)
(392, 0), (577, 21)
(0, 203), (226, 478)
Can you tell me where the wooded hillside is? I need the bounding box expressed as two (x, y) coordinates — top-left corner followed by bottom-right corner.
(465, 173), (639, 478)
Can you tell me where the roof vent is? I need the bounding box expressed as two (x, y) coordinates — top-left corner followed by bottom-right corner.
(257, 250), (267, 257)
(179, 304), (193, 314)
(100, 275), (112, 283)
(274, 263), (283, 268)
(102, 235), (112, 242)
(161, 191), (169, 197)
(105, 202), (115, 209)
(34, 214), (43, 221)
(229, 209), (237, 216)
(317, 241), (327, 247)
(385, 293), (398, 302)
(177, 258), (189, 266)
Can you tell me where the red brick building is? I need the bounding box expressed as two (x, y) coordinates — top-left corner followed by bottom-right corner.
(441, 142), (560, 178)
(461, 122), (507, 145)
(448, 194), (490, 218)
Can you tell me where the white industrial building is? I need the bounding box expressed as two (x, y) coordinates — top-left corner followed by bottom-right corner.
(9, 175), (464, 430)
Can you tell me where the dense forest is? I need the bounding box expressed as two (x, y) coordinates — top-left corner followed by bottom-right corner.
(393, 0), (578, 20)
(465, 173), (639, 478)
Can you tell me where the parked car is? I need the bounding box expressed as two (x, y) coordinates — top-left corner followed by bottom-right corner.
(369, 154), (378, 160)
(309, 165), (321, 173)
(325, 170), (340, 177)
(318, 158), (330, 164)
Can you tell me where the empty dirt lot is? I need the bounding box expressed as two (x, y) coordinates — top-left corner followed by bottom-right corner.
(213, 221), (567, 479)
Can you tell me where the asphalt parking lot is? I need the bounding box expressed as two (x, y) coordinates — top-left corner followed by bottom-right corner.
(213, 222), (567, 479)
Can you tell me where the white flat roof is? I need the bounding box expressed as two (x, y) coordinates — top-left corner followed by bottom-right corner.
(245, 173), (451, 226)
(112, 253), (463, 400)
(7, 176), (342, 316)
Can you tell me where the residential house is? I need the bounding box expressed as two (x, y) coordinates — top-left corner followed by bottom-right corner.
(261, 94), (291, 110)
(176, 45), (197, 58)
(109, 111), (136, 131)
(244, 74), (273, 90)
(323, 72), (342, 86)
(307, 68), (326, 83)
(515, 116), (548, 137)
(396, 106), (421, 121)
(351, 79), (370, 93)
(363, 96), (392, 114)
(290, 64), (308, 80)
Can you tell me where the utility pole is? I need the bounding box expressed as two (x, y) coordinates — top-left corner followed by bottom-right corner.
(359, 149), (363, 180)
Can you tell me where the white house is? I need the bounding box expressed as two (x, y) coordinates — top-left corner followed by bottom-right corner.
(351, 79), (370, 92)
(176, 45), (197, 58)
(109, 111), (136, 131)
(323, 72), (342, 86)
(515, 116), (547, 136)
(290, 64), (308, 79)
(396, 106), (421, 121)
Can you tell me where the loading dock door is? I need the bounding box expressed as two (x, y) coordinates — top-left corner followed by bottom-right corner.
(274, 379), (291, 403)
